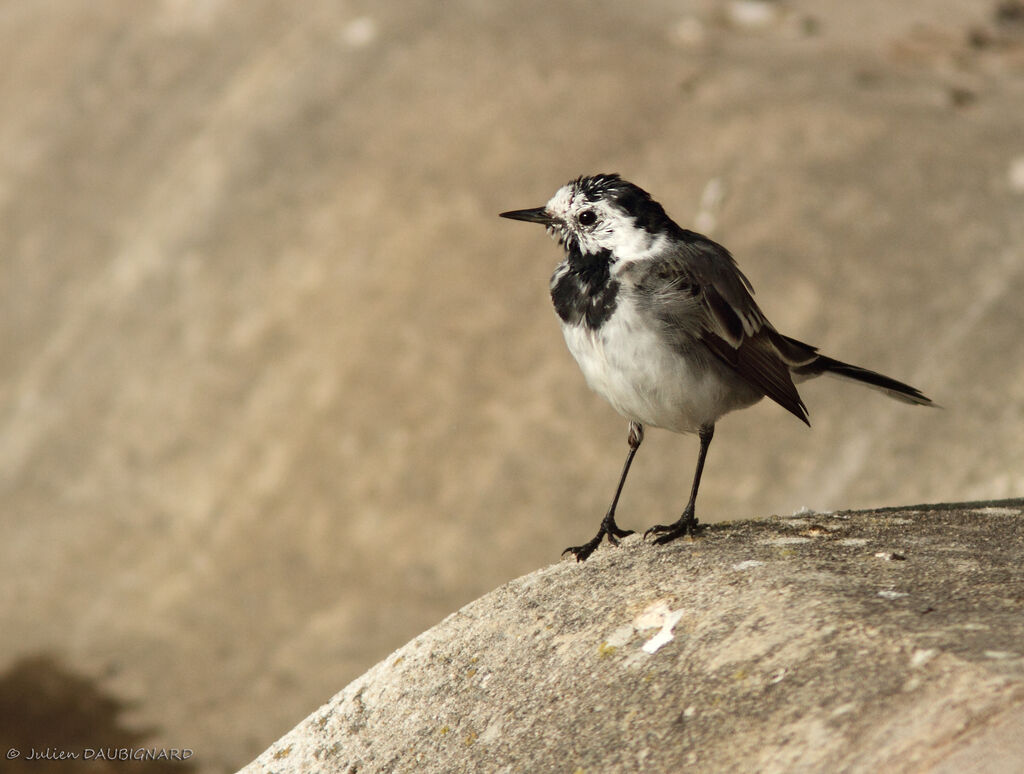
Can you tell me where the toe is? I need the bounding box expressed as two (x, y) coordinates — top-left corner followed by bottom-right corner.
(643, 524), (670, 540)
(652, 529), (686, 546)
(562, 541), (598, 561)
(606, 528), (634, 545)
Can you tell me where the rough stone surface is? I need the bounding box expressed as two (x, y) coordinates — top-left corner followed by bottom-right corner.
(241, 501), (1024, 774)
(3, 1), (1024, 771)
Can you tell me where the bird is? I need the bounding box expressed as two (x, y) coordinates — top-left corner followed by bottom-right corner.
(500, 173), (932, 561)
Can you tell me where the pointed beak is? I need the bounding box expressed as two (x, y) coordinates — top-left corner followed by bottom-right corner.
(499, 207), (555, 226)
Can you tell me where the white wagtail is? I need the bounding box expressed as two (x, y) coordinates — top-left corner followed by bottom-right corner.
(500, 174), (932, 561)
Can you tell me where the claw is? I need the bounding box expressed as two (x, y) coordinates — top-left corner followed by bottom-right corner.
(644, 515), (701, 545)
(562, 537), (601, 562)
(563, 519), (634, 561)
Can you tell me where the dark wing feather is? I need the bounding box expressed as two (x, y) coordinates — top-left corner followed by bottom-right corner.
(631, 232), (810, 425)
(674, 230), (767, 346)
(701, 330), (809, 424)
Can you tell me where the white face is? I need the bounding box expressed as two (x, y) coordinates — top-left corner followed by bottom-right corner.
(544, 182), (664, 262)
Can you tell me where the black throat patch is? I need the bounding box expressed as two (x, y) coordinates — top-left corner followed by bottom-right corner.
(550, 247), (619, 330)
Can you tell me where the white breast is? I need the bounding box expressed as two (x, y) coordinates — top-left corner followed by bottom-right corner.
(560, 297), (760, 434)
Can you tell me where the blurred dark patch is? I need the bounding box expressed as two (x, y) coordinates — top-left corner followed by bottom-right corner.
(969, 0), (1024, 49)
(0, 654), (196, 774)
(946, 85), (978, 108)
(995, 0), (1024, 29)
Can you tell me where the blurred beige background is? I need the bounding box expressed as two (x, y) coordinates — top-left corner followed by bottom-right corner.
(2, 1), (1023, 771)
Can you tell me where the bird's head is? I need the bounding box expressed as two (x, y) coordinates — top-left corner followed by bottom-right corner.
(500, 174), (677, 260)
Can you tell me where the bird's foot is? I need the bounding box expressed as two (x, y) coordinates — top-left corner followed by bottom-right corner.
(562, 535), (603, 562)
(603, 516), (635, 546)
(563, 515), (634, 562)
(644, 512), (701, 546)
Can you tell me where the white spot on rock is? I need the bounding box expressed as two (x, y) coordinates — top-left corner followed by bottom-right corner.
(972, 506), (1019, 517)
(874, 551), (907, 561)
(877, 590), (908, 600)
(911, 648), (937, 668)
(635, 601), (685, 654)
(605, 624), (636, 648)
(830, 701), (857, 717)
(763, 536), (812, 545)
(984, 650), (1019, 660)
(478, 715), (503, 744)
(732, 560), (766, 571)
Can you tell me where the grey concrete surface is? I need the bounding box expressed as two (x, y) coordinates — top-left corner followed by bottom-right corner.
(2, 1), (1023, 770)
(240, 501), (1024, 773)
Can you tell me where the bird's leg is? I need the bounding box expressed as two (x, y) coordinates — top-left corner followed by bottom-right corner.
(645, 424), (714, 545)
(563, 422), (643, 562)
(602, 422), (643, 543)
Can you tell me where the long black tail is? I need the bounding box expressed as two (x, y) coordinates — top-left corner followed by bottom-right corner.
(780, 335), (933, 406)
(804, 355), (932, 405)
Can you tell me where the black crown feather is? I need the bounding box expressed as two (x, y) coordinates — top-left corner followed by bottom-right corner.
(573, 174), (676, 236)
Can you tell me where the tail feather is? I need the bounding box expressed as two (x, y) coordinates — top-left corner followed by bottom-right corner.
(794, 354), (933, 406)
(777, 332), (933, 406)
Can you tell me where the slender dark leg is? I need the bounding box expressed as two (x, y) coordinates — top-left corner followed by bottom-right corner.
(563, 422), (644, 562)
(645, 423), (714, 545)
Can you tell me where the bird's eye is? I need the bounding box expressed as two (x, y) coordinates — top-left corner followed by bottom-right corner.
(578, 210), (597, 226)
